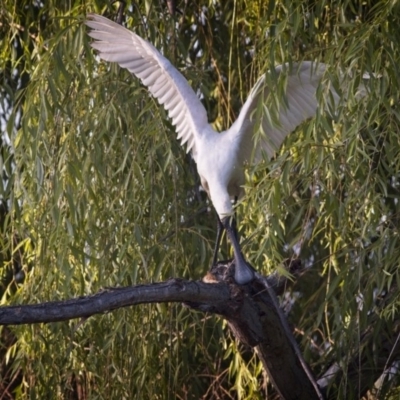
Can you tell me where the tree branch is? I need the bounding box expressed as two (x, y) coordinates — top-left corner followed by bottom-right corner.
(0, 259), (323, 400)
(0, 258), (304, 326)
(0, 279), (229, 325)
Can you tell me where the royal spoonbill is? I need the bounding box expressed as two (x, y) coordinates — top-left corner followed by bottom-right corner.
(85, 14), (334, 285)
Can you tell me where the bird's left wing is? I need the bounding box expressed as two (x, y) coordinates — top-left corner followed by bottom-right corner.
(85, 14), (209, 160)
(229, 62), (334, 164)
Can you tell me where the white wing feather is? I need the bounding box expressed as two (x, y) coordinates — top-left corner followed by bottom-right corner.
(229, 62), (336, 164)
(85, 14), (209, 161)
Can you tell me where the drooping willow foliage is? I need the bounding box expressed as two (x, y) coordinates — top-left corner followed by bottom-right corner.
(1, 0), (400, 398)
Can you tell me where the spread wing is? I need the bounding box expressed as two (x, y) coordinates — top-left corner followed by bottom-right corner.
(85, 14), (209, 161)
(229, 62), (335, 164)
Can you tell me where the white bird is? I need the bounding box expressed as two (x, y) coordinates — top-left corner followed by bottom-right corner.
(85, 14), (334, 285)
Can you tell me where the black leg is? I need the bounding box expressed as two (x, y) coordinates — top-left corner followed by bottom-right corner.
(211, 216), (224, 266)
(222, 216), (254, 284)
(232, 196), (239, 242)
(231, 212), (239, 242)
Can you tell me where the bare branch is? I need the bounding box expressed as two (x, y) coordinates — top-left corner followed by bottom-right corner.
(0, 279), (229, 325)
(0, 258), (305, 326)
(0, 259), (323, 400)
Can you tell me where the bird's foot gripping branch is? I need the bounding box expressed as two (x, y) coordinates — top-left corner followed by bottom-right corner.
(189, 260), (325, 400)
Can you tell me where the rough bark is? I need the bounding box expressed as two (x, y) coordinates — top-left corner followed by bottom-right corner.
(0, 259), (303, 325)
(0, 280), (230, 325)
(200, 262), (324, 400)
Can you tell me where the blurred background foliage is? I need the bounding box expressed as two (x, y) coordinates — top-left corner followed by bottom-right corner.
(1, 0), (400, 398)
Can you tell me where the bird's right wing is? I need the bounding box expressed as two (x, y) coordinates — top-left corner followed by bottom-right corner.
(85, 14), (209, 161)
(230, 62), (335, 164)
